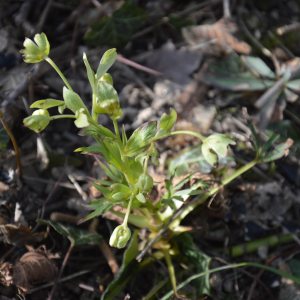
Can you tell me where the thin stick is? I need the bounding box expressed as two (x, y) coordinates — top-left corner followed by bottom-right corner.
(277, 22), (300, 35)
(116, 56), (164, 76)
(0, 109), (22, 179)
(29, 269), (94, 293)
(48, 243), (74, 300)
(223, 0), (231, 19)
(238, 17), (272, 57)
(136, 193), (204, 262)
(32, 158), (68, 233)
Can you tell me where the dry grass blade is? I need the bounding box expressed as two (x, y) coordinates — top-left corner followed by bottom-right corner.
(183, 17), (252, 55)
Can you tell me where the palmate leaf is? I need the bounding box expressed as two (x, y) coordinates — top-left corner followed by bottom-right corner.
(125, 121), (157, 157)
(85, 1), (146, 48)
(37, 220), (102, 246)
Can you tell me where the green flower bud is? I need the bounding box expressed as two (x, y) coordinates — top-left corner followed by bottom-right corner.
(23, 109), (50, 133)
(202, 134), (236, 168)
(136, 174), (153, 193)
(20, 33), (50, 63)
(95, 99), (123, 120)
(109, 224), (131, 248)
(100, 73), (113, 86)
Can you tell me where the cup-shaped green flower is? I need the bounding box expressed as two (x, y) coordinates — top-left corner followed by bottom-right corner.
(202, 134), (236, 167)
(20, 33), (50, 63)
(136, 173), (153, 193)
(23, 109), (50, 133)
(109, 224), (131, 248)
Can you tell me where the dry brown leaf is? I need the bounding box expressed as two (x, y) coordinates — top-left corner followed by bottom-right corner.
(182, 18), (252, 56)
(0, 246), (58, 295)
(0, 223), (45, 247)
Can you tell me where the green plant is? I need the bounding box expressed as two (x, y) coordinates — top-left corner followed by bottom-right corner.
(21, 33), (294, 298)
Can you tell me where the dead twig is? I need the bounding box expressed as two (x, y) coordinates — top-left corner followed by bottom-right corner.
(238, 16), (272, 57)
(48, 243), (74, 300)
(0, 109), (22, 179)
(223, 0), (231, 19)
(277, 22), (300, 36)
(116, 56), (164, 77)
(136, 193), (206, 262)
(29, 268), (95, 293)
(35, 0), (54, 33)
(89, 219), (119, 277)
(32, 158), (68, 233)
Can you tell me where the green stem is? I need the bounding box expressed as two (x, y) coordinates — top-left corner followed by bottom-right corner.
(169, 130), (206, 142)
(113, 119), (120, 141)
(92, 93), (97, 123)
(143, 155), (150, 175)
(123, 194), (134, 227)
(162, 249), (177, 295)
(50, 115), (76, 120)
(45, 57), (73, 91)
(171, 158), (259, 227)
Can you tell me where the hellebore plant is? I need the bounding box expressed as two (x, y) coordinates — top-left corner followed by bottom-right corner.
(22, 33), (293, 297)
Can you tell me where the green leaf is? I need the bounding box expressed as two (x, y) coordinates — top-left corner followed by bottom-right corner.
(247, 119), (260, 153)
(85, 1), (147, 48)
(242, 56), (276, 79)
(201, 143), (218, 168)
(89, 182), (111, 196)
(111, 183), (131, 194)
(177, 234), (211, 298)
(159, 108), (177, 134)
(125, 121), (157, 156)
(101, 230), (150, 300)
(37, 220), (102, 246)
(81, 202), (115, 223)
(202, 75), (275, 91)
(58, 103), (66, 114)
(262, 138), (293, 162)
(259, 131), (279, 156)
(122, 125), (128, 146)
(287, 79), (300, 92)
(30, 99), (65, 109)
(136, 192), (146, 203)
(96, 158), (120, 183)
(161, 262), (300, 300)
(78, 124), (116, 139)
(83, 52), (96, 92)
(95, 81), (119, 107)
(96, 49), (117, 81)
(168, 146), (213, 177)
(74, 110), (89, 128)
(63, 87), (89, 115)
(284, 88), (298, 102)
